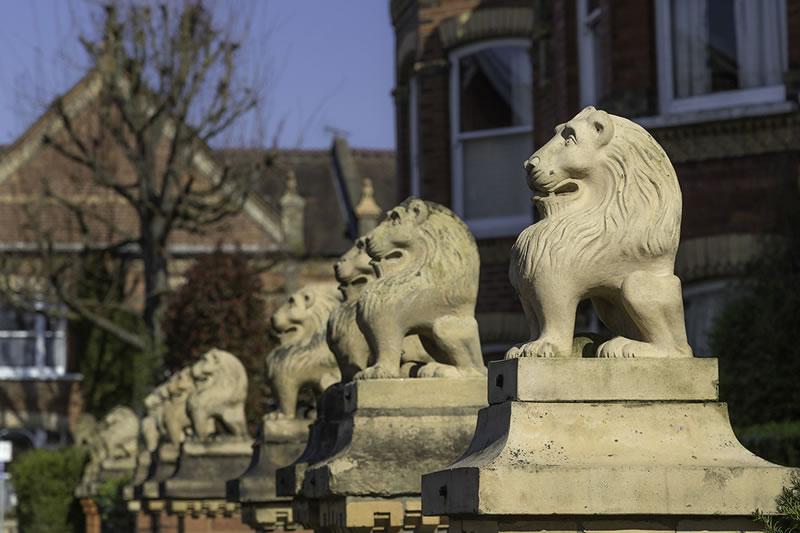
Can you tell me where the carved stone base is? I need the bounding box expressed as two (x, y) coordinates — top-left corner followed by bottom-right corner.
(421, 358), (797, 532)
(299, 377), (486, 532)
(228, 417), (310, 531)
(277, 384), (349, 500)
(76, 456), (136, 499)
(314, 496), (447, 533)
(162, 437), (252, 501)
(136, 444), (179, 500)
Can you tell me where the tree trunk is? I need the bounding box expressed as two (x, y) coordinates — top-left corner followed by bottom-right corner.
(137, 212), (170, 407)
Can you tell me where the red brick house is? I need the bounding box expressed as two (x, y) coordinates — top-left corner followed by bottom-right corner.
(391, 0), (800, 357)
(0, 70), (397, 452)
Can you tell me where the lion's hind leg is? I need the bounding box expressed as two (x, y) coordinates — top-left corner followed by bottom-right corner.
(597, 270), (693, 358)
(426, 314), (486, 376)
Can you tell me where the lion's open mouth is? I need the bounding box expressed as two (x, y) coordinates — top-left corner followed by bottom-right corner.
(532, 180), (579, 202)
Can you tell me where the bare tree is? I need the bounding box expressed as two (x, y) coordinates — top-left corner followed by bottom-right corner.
(0, 1), (270, 400)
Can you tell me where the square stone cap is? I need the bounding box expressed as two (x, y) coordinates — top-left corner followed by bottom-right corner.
(344, 377), (487, 412)
(182, 437), (253, 457)
(490, 357), (719, 403)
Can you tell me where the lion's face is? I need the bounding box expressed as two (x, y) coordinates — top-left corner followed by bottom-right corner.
(271, 287), (327, 345)
(364, 198), (429, 278)
(168, 367), (194, 396)
(523, 106), (616, 219)
(334, 238), (374, 292)
(191, 350), (219, 385)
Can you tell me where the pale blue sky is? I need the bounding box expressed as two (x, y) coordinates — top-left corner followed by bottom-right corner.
(0, 1), (396, 149)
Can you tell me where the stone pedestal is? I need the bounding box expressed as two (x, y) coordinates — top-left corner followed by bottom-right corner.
(297, 377), (486, 533)
(161, 437), (252, 520)
(422, 358), (797, 533)
(228, 418), (311, 531)
(123, 450), (151, 517)
(137, 443), (179, 501)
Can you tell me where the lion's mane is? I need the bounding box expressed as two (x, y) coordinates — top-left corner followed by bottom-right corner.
(511, 114), (681, 283)
(187, 349), (248, 438)
(359, 199), (480, 320)
(265, 285), (341, 387)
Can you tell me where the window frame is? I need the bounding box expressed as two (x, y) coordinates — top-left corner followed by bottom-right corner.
(0, 303), (68, 380)
(409, 75), (421, 198)
(655, 0), (787, 115)
(449, 38), (534, 239)
(577, 0), (603, 108)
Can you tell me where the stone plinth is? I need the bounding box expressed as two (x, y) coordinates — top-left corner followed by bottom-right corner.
(276, 384), (350, 527)
(422, 358), (797, 533)
(137, 443), (179, 501)
(228, 418), (311, 531)
(162, 437), (252, 516)
(122, 450), (151, 516)
(298, 377), (486, 532)
(76, 455), (137, 499)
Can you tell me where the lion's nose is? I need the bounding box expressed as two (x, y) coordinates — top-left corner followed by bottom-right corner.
(524, 156), (539, 173)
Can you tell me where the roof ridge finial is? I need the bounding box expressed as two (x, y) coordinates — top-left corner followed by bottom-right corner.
(355, 177), (381, 217)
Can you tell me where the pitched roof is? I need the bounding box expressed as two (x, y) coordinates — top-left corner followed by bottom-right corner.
(0, 69), (284, 245)
(218, 142), (397, 257)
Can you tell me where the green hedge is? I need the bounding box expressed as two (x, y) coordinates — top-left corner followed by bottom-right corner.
(9, 447), (86, 533)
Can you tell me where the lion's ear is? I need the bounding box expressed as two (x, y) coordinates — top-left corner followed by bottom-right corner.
(590, 109), (614, 147)
(303, 290), (316, 308)
(408, 198), (430, 224)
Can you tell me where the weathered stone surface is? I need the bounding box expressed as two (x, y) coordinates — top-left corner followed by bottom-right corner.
(228, 417), (310, 531)
(162, 438), (253, 501)
(508, 107), (692, 360)
(297, 378), (485, 531)
(265, 284), (342, 418)
(354, 199), (486, 380)
(76, 405), (139, 498)
(446, 517), (765, 533)
(137, 443), (179, 499)
(489, 358), (719, 403)
(422, 359), (797, 525)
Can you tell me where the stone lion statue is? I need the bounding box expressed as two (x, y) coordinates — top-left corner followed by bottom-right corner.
(98, 405), (139, 461)
(265, 284), (342, 418)
(162, 367), (195, 446)
(355, 198), (485, 379)
(328, 236), (432, 382)
(508, 106), (692, 359)
(141, 385), (167, 453)
(187, 348), (249, 439)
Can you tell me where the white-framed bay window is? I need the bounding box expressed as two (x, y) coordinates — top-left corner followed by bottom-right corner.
(0, 303), (67, 379)
(449, 39), (534, 238)
(655, 0), (787, 115)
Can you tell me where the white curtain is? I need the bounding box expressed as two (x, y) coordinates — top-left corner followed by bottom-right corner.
(734, 0), (787, 89)
(672, 0), (711, 98)
(474, 47), (532, 126)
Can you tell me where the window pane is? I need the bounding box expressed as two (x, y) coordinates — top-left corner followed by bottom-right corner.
(459, 46), (532, 132)
(0, 336), (37, 367)
(462, 132), (533, 221)
(670, 0), (787, 98)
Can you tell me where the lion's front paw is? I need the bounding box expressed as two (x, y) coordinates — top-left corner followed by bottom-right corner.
(597, 337), (637, 358)
(263, 410), (289, 420)
(353, 364), (399, 380)
(417, 362), (459, 378)
(505, 340), (559, 359)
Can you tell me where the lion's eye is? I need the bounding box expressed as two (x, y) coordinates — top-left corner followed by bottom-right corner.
(390, 211), (400, 222)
